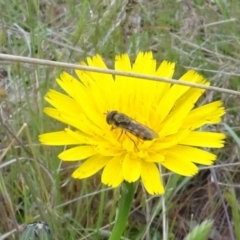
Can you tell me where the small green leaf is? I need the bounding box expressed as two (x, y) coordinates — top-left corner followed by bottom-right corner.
(20, 222), (53, 240)
(183, 220), (213, 240)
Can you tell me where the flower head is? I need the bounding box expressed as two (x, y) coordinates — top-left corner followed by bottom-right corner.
(39, 52), (226, 195)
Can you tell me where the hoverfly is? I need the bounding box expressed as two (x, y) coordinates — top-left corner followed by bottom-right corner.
(106, 110), (159, 140)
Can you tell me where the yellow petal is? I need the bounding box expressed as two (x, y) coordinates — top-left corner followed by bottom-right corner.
(39, 131), (81, 145)
(75, 69), (111, 114)
(152, 128), (191, 150)
(102, 155), (124, 187)
(43, 107), (103, 136)
(72, 155), (111, 178)
(141, 161), (164, 195)
(179, 132), (226, 148)
(56, 72), (83, 100)
(154, 60), (175, 103)
(164, 145), (216, 165)
(85, 54), (114, 85)
(122, 138), (135, 152)
(64, 128), (94, 144)
(115, 52), (159, 117)
(156, 60), (175, 79)
(115, 54), (132, 72)
(174, 83), (208, 109)
(146, 60), (176, 129)
(43, 107), (67, 123)
(76, 57), (114, 110)
(43, 107), (92, 135)
(161, 152), (199, 176)
(131, 52), (157, 115)
(157, 70), (205, 123)
(146, 152), (165, 163)
(159, 100), (195, 136)
(122, 154), (141, 182)
(97, 142), (122, 156)
(44, 89), (81, 113)
(132, 52), (155, 74)
(77, 55), (113, 82)
(182, 101), (226, 129)
(57, 72), (106, 118)
(159, 84), (208, 135)
(58, 145), (97, 161)
(43, 108), (88, 134)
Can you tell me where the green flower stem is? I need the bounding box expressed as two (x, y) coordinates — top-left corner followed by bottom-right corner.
(109, 182), (138, 240)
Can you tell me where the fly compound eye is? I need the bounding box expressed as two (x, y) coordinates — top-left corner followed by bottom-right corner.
(106, 111), (118, 125)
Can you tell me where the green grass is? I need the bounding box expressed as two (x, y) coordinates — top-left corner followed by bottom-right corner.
(1, 0), (240, 239)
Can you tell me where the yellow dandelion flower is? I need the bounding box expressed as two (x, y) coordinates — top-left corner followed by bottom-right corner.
(39, 52), (226, 195)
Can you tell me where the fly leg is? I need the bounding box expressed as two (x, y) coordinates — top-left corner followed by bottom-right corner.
(125, 132), (139, 151)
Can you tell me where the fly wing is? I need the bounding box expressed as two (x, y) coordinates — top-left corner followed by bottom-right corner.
(119, 119), (159, 140)
(113, 113), (159, 140)
(114, 113), (132, 125)
(143, 125), (159, 139)
(134, 123), (159, 140)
